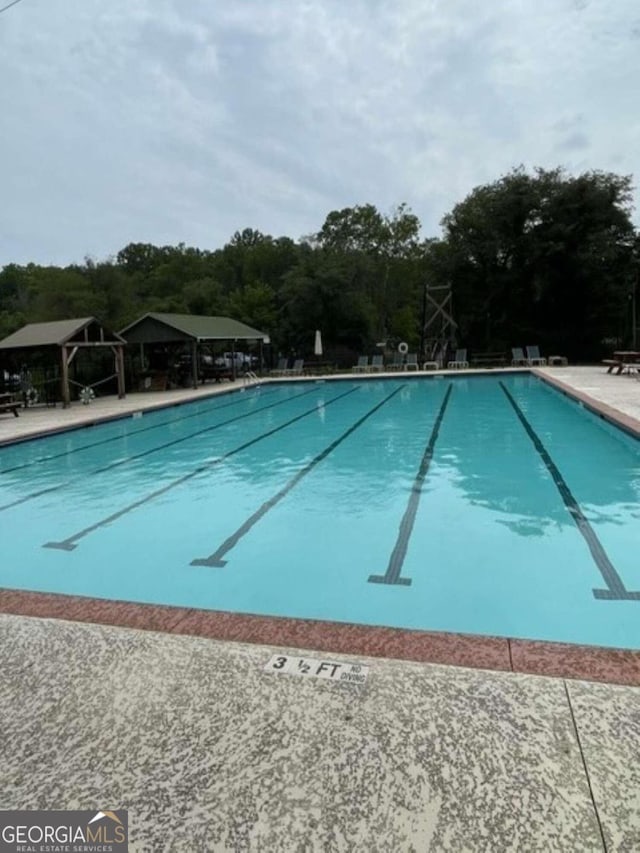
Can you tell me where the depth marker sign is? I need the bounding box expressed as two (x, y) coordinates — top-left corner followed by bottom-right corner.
(264, 654), (369, 684)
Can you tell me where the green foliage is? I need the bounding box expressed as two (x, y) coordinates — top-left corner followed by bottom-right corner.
(389, 305), (419, 346)
(182, 278), (226, 317)
(279, 250), (377, 352)
(315, 203), (423, 341)
(431, 167), (636, 357)
(227, 282), (277, 332)
(0, 171), (637, 363)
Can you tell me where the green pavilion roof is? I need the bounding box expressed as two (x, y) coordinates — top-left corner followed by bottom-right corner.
(119, 313), (270, 344)
(0, 317), (125, 349)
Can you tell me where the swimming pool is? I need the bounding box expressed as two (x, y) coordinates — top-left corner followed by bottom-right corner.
(1, 374), (639, 650)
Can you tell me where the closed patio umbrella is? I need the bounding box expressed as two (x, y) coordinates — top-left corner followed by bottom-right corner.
(314, 329), (323, 357)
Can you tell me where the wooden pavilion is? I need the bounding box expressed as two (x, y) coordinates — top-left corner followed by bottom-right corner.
(0, 317), (126, 408)
(119, 313), (270, 388)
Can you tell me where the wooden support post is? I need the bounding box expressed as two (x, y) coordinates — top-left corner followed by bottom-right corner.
(61, 346), (70, 408)
(112, 345), (126, 399)
(118, 345), (126, 398)
(191, 339), (199, 389)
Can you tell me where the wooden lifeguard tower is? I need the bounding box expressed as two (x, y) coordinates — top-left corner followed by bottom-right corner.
(420, 281), (458, 368)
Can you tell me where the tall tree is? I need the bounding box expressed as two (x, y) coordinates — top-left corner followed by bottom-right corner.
(433, 167), (636, 357)
(316, 203), (422, 341)
(227, 281), (277, 332)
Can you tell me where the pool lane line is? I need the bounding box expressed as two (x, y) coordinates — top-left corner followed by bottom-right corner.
(192, 384), (407, 567)
(42, 386), (359, 552)
(499, 382), (640, 602)
(0, 385), (282, 475)
(0, 387), (319, 513)
(369, 383), (453, 587)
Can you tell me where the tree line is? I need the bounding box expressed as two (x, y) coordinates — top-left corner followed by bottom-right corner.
(1, 166), (638, 364)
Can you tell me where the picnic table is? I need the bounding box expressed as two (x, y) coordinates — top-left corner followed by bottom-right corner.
(604, 351), (640, 375)
(0, 392), (20, 417)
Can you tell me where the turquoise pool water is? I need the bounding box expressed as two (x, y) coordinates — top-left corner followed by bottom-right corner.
(1, 375), (639, 649)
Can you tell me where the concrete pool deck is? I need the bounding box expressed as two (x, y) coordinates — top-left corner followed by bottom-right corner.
(1, 365), (639, 848)
(1, 613), (638, 851)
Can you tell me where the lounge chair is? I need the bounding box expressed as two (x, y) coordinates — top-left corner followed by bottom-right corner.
(352, 356), (368, 372)
(405, 353), (419, 371)
(271, 358), (288, 376)
(388, 352), (404, 371)
(511, 347), (527, 366)
(525, 345), (547, 366)
(368, 354), (384, 372)
(447, 348), (469, 369)
(285, 359), (304, 376)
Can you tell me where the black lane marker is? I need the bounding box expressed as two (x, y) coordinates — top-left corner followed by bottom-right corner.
(43, 387), (359, 552)
(0, 387), (318, 513)
(91, 387), (318, 474)
(192, 384), (406, 567)
(369, 383), (453, 587)
(500, 382), (640, 601)
(0, 385), (281, 475)
(0, 484), (61, 512)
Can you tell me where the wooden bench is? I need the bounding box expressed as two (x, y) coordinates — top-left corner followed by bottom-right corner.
(304, 362), (335, 376)
(470, 352), (507, 368)
(0, 393), (20, 417)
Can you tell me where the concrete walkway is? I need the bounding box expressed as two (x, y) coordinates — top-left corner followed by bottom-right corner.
(1, 366), (639, 850)
(536, 364), (640, 425)
(1, 614), (638, 851)
(0, 379), (249, 445)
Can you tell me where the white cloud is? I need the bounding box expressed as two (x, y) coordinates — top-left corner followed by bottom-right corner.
(0, 0), (638, 265)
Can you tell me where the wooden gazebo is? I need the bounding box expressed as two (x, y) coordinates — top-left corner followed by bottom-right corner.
(119, 312), (270, 387)
(0, 317), (126, 408)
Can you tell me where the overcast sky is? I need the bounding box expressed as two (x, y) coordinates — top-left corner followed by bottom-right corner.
(1, 0), (638, 266)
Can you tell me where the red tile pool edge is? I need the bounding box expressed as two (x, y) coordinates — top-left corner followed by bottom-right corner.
(1, 588), (639, 686)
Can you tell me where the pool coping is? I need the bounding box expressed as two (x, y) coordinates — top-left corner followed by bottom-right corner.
(2, 367), (640, 687)
(533, 368), (640, 439)
(1, 588), (639, 686)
